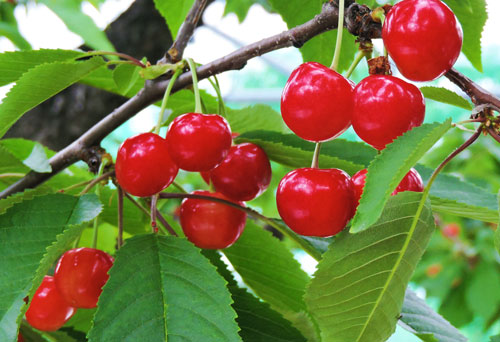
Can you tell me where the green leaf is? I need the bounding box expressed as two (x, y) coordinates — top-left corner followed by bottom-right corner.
(438, 280), (473, 328)
(40, 0), (115, 52)
(0, 22), (31, 51)
(351, 120), (452, 233)
(305, 192), (435, 342)
(0, 139), (52, 173)
(0, 194), (102, 342)
(442, 0), (487, 71)
(163, 89), (219, 125)
(224, 0), (254, 22)
(236, 130), (376, 175)
(495, 190), (500, 253)
(225, 105), (288, 134)
(113, 63), (141, 95)
(416, 165), (498, 223)
(139, 63), (177, 80)
(153, 0), (195, 38)
(0, 57), (106, 138)
(420, 86), (473, 110)
(223, 222), (310, 314)
(203, 250), (307, 342)
(491, 335), (500, 342)
(400, 289), (467, 342)
(0, 49), (84, 87)
(88, 234), (240, 342)
(81, 65), (145, 97)
(465, 261), (500, 321)
(0, 143), (28, 176)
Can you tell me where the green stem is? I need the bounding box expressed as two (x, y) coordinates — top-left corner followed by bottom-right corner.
(208, 76), (226, 116)
(123, 192), (173, 236)
(330, 0), (345, 71)
(158, 192), (322, 260)
(186, 58), (202, 113)
(91, 159), (109, 249)
(172, 181), (188, 193)
(0, 173), (24, 178)
(154, 68), (183, 134)
(311, 142), (322, 168)
(345, 50), (366, 79)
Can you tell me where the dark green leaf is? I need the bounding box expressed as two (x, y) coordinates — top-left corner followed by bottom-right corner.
(0, 194), (102, 342)
(88, 234), (240, 342)
(112, 63), (141, 95)
(236, 130), (376, 175)
(442, 0), (487, 72)
(439, 280), (473, 327)
(153, 0), (195, 38)
(400, 289), (467, 342)
(41, 0), (115, 52)
(416, 165), (498, 223)
(0, 57), (106, 138)
(351, 120), (452, 233)
(420, 86), (473, 110)
(225, 105), (288, 134)
(305, 192), (435, 342)
(0, 49), (84, 87)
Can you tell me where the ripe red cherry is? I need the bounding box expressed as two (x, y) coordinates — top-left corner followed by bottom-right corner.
(352, 75), (425, 150)
(115, 132), (179, 197)
(352, 167), (424, 208)
(281, 62), (354, 142)
(167, 113), (232, 171)
(383, 0), (463, 81)
(54, 248), (114, 309)
(207, 143), (272, 201)
(180, 191), (247, 249)
(276, 168), (355, 237)
(25, 276), (76, 331)
(442, 223), (460, 239)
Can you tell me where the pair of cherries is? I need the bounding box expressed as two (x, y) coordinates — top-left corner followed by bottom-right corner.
(25, 248), (113, 331)
(116, 112), (272, 249)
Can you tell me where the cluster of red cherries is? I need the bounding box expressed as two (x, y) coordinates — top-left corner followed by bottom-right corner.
(115, 112), (272, 249)
(25, 248), (113, 331)
(276, 0), (463, 237)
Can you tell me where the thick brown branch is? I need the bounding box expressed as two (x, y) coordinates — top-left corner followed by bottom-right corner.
(164, 0), (208, 63)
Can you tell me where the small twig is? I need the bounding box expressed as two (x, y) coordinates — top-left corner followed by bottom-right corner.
(0, 173), (24, 178)
(150, 194), (159, 233)
(487, 127), (500, 144)
(79, 170), (115, 195)
(164, 0), (208, 63)
(117, 186), (124, 248)
(155, 209), (178, 237)
(84, 51), (146, 68)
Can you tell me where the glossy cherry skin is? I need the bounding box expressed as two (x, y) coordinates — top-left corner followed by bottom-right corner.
(54, 248), (114, 309)
(180, 191), (247, 249)
(167, 113), (232, 171)
(207, 143), (272, 201)
(383, 0), (463, 81)
(276, 168), (355, 237)
(352, 75), (425, 150)
(25, 276), (76, 331)
(115, 132), (179, 197)
(351, 167), (424, 208)
(281, 62), (354, 142)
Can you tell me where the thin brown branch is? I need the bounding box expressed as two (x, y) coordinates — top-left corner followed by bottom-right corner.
(487, 127), (500, 144)
(154, 209), (178, 237)
(79, 170), (115, 195)
(163, 0), (208, 63)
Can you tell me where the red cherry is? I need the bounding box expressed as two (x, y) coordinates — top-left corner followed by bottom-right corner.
(54, 248), (114, 309)
(25, 276), (76, 331)
(276, 168), (355, 237)
(167, 113), (232, 171)
(383, 0), (463, 81)
(442, 223), (460, 239)
(352, 75), (425, 150)
(281, 62), (354, 142)
(425, 263), (443, 277)
(180, 191), (247, 249)
(351, 167), (424, 207)
(115, 132), (179, 197)
(207, 143), (272, 201)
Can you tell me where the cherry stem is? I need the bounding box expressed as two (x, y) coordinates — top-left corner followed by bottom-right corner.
(487, 127), (500, 144)
(78, 170), (115, 195)
(150, 194), (159, 233)
(154, 67), (183, 135)
(172, 181), (188, 193)
(0, 173), (24, 178)
(207, 76), (226, 116)
(456, 118), (486, 125)
(117, 186), (124, 249)
(85, 51), (146, 68)
(330, 0), (345, 71)
(311, 142), (322, 168)
(187, 58), (203, 113)
(91, 159), (109, 249)
(345, 50), (367, 79)
(158, 192), (322, 260)
(123, 192), (176, 236)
